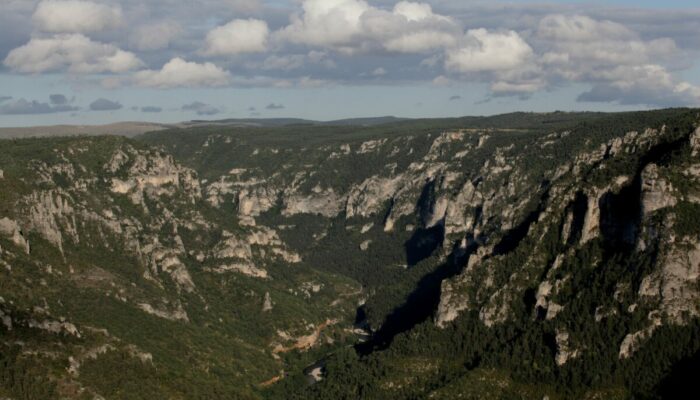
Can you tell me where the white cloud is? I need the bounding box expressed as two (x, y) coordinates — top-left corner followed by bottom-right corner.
(4, 33), (142, 73)
(261, 54), (305, 71)
(89, 97), (122, 111)
(371, 67), (386, 76)
(362, 2), (458, 53)
(382, 31), (457, 53)
(534, 15), (697, 106)
(577, 64), (700, 106)
(260, 51), (336, 71)
(0, 97), (79, 115)
(129, 21), (182, 51)
(33, 0), (122, 33)
(277, 0), (457, 53)
(182, 101), (221, 116)
(445, 29), (534, 73)
(432, 75), (450, 86)
(537, 15), (677, 73)
(280, 0), (369, 48)
(393, 1), (435, 22)
(133, 57), (231, 88)
(203, 18), (269, 56)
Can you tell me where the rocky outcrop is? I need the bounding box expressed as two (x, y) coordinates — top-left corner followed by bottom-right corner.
(214, 233), (253, 260)
(641, 164), (677, 215)
(555, 330), (579, 366)
(580, 189), (602, 244)
(28, 318), (81, 337)
(142, 240), (195, 293)
(283, 187), (345, 217)
(424, 197), (449, 228)
(619, 313), (662, 359)
(357, 139), (387, 154)
(346, 175), (402, 218)
(691, 127), (700, 157)
(263, 292), (273, 312)
(238, 186), (278, 222)
(444, 181), (482, 236)
(638, 239), (700, 323)
(206, 263), (268, 279)
(109, 149), (201, 206)
(138, 302), (189, 322)
(0, 217), (30, 254)
(26, 190), (77, 253)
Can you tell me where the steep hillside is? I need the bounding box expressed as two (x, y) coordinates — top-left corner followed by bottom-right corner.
(1, 110), (698, 399)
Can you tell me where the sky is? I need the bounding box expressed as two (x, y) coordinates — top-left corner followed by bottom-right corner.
(0, 0), (699, 126)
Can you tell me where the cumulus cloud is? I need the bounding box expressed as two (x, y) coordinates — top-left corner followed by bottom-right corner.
(371, 67), (386, 76)
(537, 15), (678, 76)
(261, 54), (305, 71)
(260, 51), (336, 71)
(4, 34), (142, 74)
(50, 94), (69, 105)
(445, 29), (534, 73)
(534, 14), (699, 106)
(203, 19), (269, 56)
(278, 0), (458, 53)
(1, 2), (698, 109)
(129, 21), (182, 51)
(33, 0), (122, 33)
(133, 58), (231, 88)
(90, 98), (122, 111)
(182, 101), (221, 116)
(279, 0), (369, 48)
(265, 103), (285, 110)
(577, 64), (700, 106)
(364, 2), (458, 53)
(0, 97), (79, 114)
(141, 106), (162, 113)
(0, 96), (13, 102)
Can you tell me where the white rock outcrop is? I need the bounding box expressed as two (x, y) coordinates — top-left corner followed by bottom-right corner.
(0, 217), (30, 254)
(555, 330), (579, 366)
(641, 164), (677, 215)
(283, 188), (345, 217)
(346, 175), (402, 218)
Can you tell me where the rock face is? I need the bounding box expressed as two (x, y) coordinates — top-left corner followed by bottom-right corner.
(237, 187), (278, 221)
(433, 118), (700, 361)
(638, 239), (700, 323)
(27, 190), (76, 253)
(619, 312), (663, 359)
(555, 330), (579, 366)
(641, 164), (677, 215)
(580, 189), (603, 244)
(691, 127), (700, 157)
(0, 217), (30, 254)
(109, 147), (201, 207)
(346, 176), (402, 218)
(138, 303), (189, 322)
(263, 292), (273, 312)
(283, 188), (346, 217)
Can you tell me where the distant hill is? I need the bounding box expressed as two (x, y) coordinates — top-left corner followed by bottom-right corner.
(180, 116), (410, 128)
(0, 117), (409, 139)
(0, 122), (170, 139)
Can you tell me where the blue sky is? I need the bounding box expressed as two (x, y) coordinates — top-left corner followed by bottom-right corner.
(0, 0), (699, 126)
